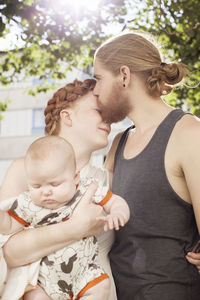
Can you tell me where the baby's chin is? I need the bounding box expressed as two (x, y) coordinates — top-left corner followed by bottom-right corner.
(41, 199), (60, 209)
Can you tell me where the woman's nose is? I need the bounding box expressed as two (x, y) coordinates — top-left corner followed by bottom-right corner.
(93, 85), (99, 96)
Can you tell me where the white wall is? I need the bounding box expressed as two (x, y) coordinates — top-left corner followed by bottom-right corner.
(0, 160), (12, 186)
(1, 110), (32, 136)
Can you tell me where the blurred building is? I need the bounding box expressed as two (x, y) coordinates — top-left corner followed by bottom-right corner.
(0, 70), (132, 186)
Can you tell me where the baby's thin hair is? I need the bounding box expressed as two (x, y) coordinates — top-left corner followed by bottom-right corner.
(25, 136), (76, 169)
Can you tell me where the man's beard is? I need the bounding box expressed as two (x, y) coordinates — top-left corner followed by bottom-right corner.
(97, 83), (132, 123)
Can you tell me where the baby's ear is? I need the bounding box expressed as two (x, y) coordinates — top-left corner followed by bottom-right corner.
(60, 109), (72, 126)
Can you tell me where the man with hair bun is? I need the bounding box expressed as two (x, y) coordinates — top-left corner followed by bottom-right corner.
(93, 31), (200, 300)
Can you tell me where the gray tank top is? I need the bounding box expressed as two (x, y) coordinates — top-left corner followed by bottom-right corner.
(110, 109), (200, 291)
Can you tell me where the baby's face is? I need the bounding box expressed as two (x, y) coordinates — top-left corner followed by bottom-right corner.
(26, 160), (78, 210)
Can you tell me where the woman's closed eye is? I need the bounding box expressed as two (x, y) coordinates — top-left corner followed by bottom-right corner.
(95, 108), (102, 115)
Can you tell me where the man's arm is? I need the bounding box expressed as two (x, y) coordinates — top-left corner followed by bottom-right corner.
(180, 119), (200, 231)
(178, 116), (200, 269)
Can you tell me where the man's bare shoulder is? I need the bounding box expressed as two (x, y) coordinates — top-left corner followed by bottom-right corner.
(170, 113), (200, 165)
(104, 131), (124, 172)
(176, 113), (200, 140)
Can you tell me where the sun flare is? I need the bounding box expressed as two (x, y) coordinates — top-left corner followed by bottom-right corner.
(62, 0), (101, 11)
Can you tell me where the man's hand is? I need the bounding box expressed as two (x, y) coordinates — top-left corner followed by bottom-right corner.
(186, 252), (200, 270)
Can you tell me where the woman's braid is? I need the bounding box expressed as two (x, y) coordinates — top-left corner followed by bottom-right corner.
(44, 79), (96, 135)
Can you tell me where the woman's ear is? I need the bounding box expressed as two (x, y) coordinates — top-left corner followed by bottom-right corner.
(60, 109), (72, 127)
(119, 65), (131, 88)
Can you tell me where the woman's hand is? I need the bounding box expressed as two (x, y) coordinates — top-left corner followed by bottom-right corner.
(71, 182), (104, 239)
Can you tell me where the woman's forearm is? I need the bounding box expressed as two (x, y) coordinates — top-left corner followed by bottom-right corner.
(0, 211), (11, 234)
(3, 220), (78, 267)
(3, 183), (104, 268)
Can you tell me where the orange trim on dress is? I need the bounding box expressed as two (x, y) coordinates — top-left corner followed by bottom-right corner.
(7, 210), (30, 226)
(62, 217), (69, 222)
(98, 190), (113, 206)
(76, 273), (109, 299)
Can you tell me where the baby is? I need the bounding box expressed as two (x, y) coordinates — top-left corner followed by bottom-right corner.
(0, 136), (130, 300)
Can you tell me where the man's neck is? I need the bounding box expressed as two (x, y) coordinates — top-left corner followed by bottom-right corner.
(126, 75), (174, 133)
(128, 95), (173, 134)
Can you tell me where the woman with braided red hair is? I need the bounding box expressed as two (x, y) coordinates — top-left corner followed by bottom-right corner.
(0, 79), (120, 300)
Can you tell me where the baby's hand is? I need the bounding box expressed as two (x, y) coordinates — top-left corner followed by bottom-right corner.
(97, 212), (126, 232)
